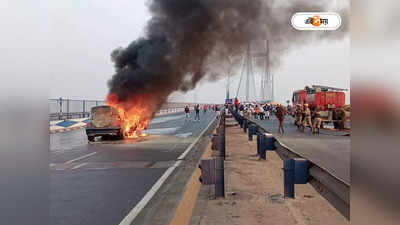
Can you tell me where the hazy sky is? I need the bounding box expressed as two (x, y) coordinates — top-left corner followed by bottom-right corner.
(46, 0), (349, 104)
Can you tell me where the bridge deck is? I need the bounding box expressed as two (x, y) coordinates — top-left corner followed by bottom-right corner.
(249, 116), (350, 184)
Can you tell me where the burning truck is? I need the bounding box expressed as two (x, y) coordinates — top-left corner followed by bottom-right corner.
(85, 104), (149, 142)
(85, 94), (151, 141)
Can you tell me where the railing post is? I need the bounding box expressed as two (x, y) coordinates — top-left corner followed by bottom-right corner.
(67, 99), (70, 119)
(58, 97), (63, 121)
(239, 115), (243, 128)
(220, 112), (226, 159)
(215, 157), (225, 198)
(82, 100), (86, 118)
(257, 133), (263, 156)
(248, 124), (254, 141)
(284, 159), (295, 198)
(259, 134), (266, 160)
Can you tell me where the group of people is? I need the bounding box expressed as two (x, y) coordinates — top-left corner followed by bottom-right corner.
(294, 103), (321, 133)
(235, 103), (287, 134)
(184, 104), (219, 122)
(294, 104), (347, 134)
(236, 103), (273, 121)
(233, 98), (348, 135)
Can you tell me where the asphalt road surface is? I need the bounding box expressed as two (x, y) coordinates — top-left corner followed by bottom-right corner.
(249, 115), (350, 184)
(50, 110), (217, 225)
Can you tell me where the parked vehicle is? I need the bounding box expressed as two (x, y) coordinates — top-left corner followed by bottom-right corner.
(85, 105), (123, 141)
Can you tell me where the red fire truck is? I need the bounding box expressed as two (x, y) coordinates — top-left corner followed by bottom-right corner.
(292, 85), (349, 125)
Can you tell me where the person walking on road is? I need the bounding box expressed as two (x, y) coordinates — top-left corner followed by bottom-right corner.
(203, 104), (207, 114)
(276, 104), (287, 134)
(184, 105), (190, 122)
(194, 104), (200, 121)
(302, 104), (314, 133)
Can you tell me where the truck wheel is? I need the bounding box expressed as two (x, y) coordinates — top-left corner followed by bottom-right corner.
(88, 136), (95, 142)
(117, 133), (124, 140)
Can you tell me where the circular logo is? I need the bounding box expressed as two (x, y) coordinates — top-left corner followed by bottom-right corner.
(312, 16), (321, 26)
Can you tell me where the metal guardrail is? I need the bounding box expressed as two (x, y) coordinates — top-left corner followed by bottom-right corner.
(49, 98), (202, 121)
(229, 107), (350, 220)
(271, 140), (350, 219)
(49, 98), (106, 121)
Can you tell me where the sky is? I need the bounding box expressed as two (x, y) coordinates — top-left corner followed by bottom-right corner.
(44, 0), (349, 104)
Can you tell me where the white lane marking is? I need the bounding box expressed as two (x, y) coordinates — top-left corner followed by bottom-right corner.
(143, 127), (180, 135)
(64, 152), (98, 164)
(119, 162), (179, 225)
(150, 114), (185, 124)
(51, 150), (66, 154)
(71, 163), (88, 170)
(119, 114), (217, 225)
(86, 168), (109, 170)
(177, 115), (216, 160)
(174, 132), (192, 138)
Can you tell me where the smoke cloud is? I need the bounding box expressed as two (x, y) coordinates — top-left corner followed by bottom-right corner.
(107, 0), (348, 112)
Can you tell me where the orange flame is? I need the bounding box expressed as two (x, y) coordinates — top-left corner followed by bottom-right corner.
(106, 93), (153, 139)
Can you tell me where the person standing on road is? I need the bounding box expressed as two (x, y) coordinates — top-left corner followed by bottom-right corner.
(254, 105), (260, 119)
(184, 105), (190, 122)
(287, 104), (292, 115)
(265, 109), (270, 120)
(259, 105), (264, 120)
(215, 105), (221, 119)
(234, 97), (239, 112)
(248, 105), (253, 119)
(302, 104), (314, 133)
(276, 104), (287, 134)
(265, 104), (270, 120)
(194, 104), (200, 121)
(336, 107), (346, 130)
(203, 104), (207, 114)
(313, 107), (323, 134)
(295, 104), (303, 129)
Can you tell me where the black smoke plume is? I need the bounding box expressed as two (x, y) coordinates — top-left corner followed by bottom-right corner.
(108, 0), (348, 112)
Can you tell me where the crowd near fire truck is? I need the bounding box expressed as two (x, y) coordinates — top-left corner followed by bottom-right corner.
(291, 85), (350, 129)
(229, 84), (350, 132)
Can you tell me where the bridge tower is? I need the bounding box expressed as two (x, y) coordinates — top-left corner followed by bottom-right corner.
(235, 40), (273, 103)
(254, 40), (273, 102)
(235, 43), (257, 102)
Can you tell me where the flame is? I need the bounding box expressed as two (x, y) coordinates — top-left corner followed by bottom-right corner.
(106, 93), (152, 139)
